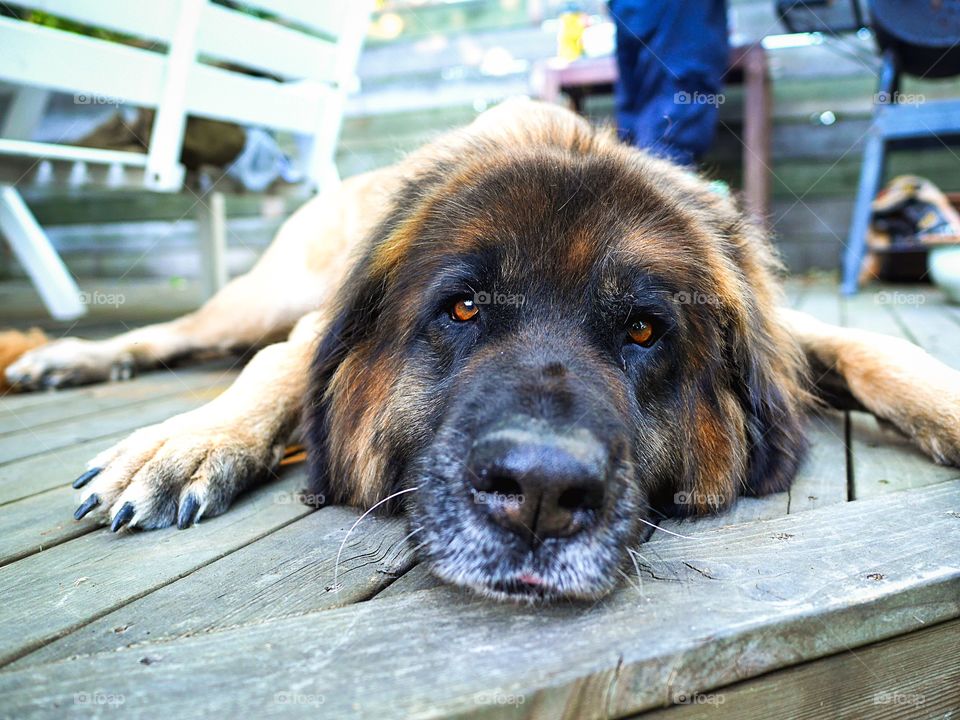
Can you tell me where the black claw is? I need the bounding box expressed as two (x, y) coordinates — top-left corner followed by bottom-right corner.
(177, 494), (200, 529)
(72, 467), (102, 489)
(111, 502), (135, 532)
(74, 494), (100, 520)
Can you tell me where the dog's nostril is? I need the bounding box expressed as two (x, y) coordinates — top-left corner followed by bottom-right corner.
(475, 474), (523, 499)
(558, 486), (590, 511)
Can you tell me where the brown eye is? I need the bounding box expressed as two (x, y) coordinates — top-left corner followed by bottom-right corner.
(451, 298), (479, 322)
(627, 318), (655, 346)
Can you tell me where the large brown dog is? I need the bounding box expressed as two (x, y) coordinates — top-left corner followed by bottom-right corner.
(6, 100), (960, 600)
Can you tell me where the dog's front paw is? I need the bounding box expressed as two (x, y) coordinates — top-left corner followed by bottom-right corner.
(71, 411), (287, 531)
(891, 372), (960, 467)
(911, 415), (960, 467)
(5, 337), (135, 391)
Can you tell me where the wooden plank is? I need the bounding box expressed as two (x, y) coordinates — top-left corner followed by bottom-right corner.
(842, 291), (960, 499)
(790, 409), (848, 513)
(641, 617), (960, 719)
(0, 485), (98, 566)
(372, 563), (441, 599)
(0, 467), (313, 667)
(0, 480), (956, 718)
(847, 411), (959, 500)
(0, 361), (238, 434)
(20, 190), (300, 226)
(10, 506), (417, 668)
(886, 286), (960, 368)
(662, 492), (789, 536)
(0, 381), (232, 465)
(0, 359), (235, 416)
(0, 433), (136, 505)
(789, 281), (849, 512)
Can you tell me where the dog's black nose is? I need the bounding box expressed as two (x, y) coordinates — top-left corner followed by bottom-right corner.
(468, 425), (607, 541)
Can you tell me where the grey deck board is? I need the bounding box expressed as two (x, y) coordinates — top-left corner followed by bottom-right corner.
(841, 289), (960, 500)
(789, 409), (848, 512)
(847, 411), (960, 499)
(0, 467), (312, 667)
(0, 376), (239, 505)
(10, 507), (417, 669)
(789, 283), (848, 513)
(0, 382), (233, 466)
(373, 562), (442, 599)
(0, 480), (956, 719)
(0, 432), (143, 505)
(887, 286), (960, 368)
(641, 617), (960, 720)
(0, 485), (96, 566)
(0, 360), (238, 435)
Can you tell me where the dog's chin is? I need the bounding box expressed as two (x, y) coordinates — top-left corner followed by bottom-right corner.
(421, 545), (622, 604)
(407, 490), (640, 603)
(443, 568), (616, 604)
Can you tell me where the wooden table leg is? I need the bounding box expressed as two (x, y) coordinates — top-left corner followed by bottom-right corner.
(742, 45), (772, 228)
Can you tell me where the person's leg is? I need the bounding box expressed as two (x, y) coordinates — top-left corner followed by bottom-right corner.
(610, 0), (728, 165)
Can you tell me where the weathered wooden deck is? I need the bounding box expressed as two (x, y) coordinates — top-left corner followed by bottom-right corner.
(0, 281), (958, 719)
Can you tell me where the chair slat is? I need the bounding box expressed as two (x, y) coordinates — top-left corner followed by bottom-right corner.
(0, 19), (325, 135)
(5, 0), (340, 82)
(237, 0), (345, 40)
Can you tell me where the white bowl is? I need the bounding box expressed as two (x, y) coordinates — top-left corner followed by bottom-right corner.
(928, 246), (960, 304)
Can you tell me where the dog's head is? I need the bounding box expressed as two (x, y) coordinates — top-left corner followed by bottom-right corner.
(305, 104), (808, 601)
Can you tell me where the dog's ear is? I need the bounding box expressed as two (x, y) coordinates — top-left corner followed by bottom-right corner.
(303, 262), (385, 505)
(729, 311), (809, 497)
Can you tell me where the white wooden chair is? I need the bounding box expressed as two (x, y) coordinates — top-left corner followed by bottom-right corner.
(0, 0), (373, 319)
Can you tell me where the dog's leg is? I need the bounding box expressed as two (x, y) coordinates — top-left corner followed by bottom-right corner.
(71, 310), (325, 530)
(780, 307), (960, 466)
(3, 170), (390, 391)
(4, 273), (300, 391)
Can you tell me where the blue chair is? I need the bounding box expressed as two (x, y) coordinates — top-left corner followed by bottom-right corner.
(840, 0), (960, 293)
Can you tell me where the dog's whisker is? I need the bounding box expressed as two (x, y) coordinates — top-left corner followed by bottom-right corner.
(331, 486), (419, 593)
(616, 567), (643, 595)
(624, 550), (646, 598)
(636, 516), (698, 540)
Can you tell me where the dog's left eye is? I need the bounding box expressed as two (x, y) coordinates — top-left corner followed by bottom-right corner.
(626, 318), (656, 346)
(450, 298), (479, 322)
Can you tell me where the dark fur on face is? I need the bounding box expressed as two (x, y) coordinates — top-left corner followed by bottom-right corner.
(304, 103), (809, 602)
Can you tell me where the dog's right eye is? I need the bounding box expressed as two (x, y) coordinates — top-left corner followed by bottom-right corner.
(626, 318), (656, 347)
(451, 298), (479, 322)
